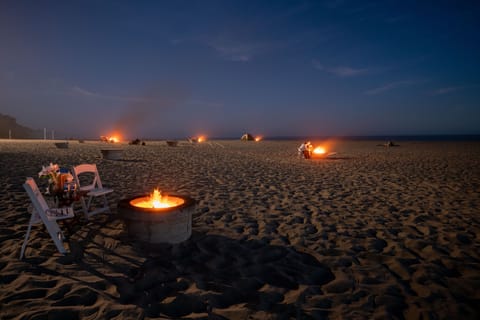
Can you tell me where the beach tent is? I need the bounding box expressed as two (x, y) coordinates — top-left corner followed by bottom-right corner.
(241, 133), (254, 141)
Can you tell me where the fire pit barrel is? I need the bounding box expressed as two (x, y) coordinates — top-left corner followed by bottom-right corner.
(101, 149), (124, 160)
(118, 194), (195, 244)
(54, 142), (69, 149)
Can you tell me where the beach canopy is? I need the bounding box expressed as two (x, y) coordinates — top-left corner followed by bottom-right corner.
(241, 133), (254, 141)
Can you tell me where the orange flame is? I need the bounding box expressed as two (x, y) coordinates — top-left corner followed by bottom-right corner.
(255, 136), (262, 142)
(313, 146), (326, 155)
(101, 134), (121, 143)
(130, 188), (185, 209)
(151, 189), (163, 208)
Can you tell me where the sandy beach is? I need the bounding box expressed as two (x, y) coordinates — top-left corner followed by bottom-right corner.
(0, 138), (479, 319)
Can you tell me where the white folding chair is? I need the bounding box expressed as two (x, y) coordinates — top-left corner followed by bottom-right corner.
(72, 163), (114, 219)
(20, 177), (74, 259)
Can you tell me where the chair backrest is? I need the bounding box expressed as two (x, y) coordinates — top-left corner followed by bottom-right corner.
(21, 177), (74, 259)
(72, 163), (104, 191)
(24, 177), (49, 218)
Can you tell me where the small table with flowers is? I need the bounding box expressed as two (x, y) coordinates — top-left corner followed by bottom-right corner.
(38, 163), (87, 216)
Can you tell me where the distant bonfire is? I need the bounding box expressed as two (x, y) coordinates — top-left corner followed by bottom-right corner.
(188, 136), (206, 143)
(100, 135), (119, 143)
(241, 133), (254, 141)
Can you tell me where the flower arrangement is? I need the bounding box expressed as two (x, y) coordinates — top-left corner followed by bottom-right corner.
(38, 163), (59, 192)
(38, 163), (77, 205)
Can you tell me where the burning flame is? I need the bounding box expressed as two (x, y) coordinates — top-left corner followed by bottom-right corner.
(101, 134), (121, 143)
(255, 136), (262, 142)
(151, 189), (165, 208)
(130, 188), (185, 209)
(197, 136), (206, 143)
(313, 146), (326, 155)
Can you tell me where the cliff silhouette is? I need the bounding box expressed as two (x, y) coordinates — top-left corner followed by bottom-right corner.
(0, 113), (37, 139)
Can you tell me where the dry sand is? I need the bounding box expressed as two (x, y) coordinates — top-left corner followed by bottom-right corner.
(0, 139), (479, 319)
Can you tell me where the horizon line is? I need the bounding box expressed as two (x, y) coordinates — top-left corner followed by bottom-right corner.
(2, 134), (480, 142)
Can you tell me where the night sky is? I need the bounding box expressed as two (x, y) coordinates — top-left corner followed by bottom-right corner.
(1, 1), (479, 139)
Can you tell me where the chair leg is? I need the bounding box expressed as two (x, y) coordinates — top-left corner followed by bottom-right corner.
(80, 193), (112, 219)
(87, 196), (93, 211)
(80, 196), (90, 219)
(103, 195), (111, 213)
(44, 222), (67, 255)
(20, 219), (34, 259)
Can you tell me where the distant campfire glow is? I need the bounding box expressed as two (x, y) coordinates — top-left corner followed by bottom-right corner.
(101, 134), (121, 143)
(255, 136), (262, 142)
(309, 141), (337, 159)
(197, 136), (206, 143)
(130, 188), (185, 209)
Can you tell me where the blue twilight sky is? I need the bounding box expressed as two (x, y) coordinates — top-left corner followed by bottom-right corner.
(1, 0), (479, 139)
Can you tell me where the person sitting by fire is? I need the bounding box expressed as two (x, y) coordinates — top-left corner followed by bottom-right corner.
(298, 141), (312, 159)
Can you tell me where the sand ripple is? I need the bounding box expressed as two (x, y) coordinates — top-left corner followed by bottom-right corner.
(0, 139), (479, 319)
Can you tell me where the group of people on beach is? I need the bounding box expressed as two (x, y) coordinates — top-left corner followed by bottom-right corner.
(298, 141), (313, 159)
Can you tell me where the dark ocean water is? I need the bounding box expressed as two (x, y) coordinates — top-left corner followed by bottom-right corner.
(214, 135), (480, 142)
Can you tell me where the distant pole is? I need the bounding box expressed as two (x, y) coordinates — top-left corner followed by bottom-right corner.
(51, 130), (54, 140)
(44, 128), (46, 140)
(9, 129), (11, 139)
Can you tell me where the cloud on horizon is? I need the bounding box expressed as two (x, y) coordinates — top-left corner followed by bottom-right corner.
(430, 84), (480, 96)
(364, 80), (424, 95)
(70, 86), (159, 103)
(208, 41), (256, 62)
(430, 86), (460, 96)
(205, 34), (278, 62)
(313, 60), (369, 77)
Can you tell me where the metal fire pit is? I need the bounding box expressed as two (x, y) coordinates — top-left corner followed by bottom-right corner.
(54, 142), (69, 149)
(101, 149), (124, 160)
(118, 194), (195, 244)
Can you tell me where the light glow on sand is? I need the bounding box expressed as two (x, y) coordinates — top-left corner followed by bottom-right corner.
(130, 189), (185, 209)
